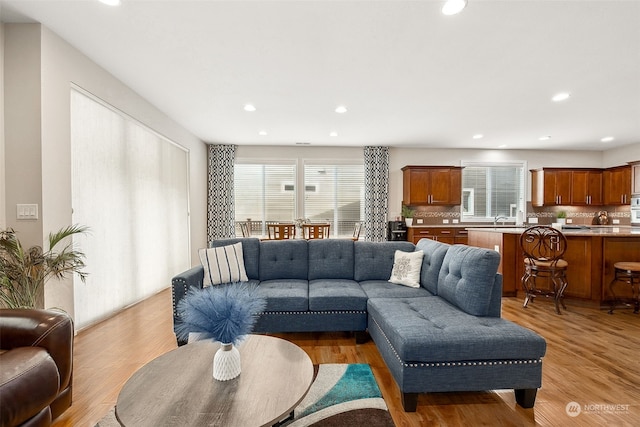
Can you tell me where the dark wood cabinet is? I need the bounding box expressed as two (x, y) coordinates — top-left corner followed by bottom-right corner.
(571, 170), (603, 206)
(402, 166), (462, 206)
(603, 165), (631, 205)
(407, 227), (468, 245)
(532, 168), (603, 207)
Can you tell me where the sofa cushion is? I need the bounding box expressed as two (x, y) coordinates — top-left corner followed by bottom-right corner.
(198, 243), (248, 286)
(308, 240), (354, 280)
(360, 280), (433, 299)
(367, 297), (546, 363)
(259, 240), (309, 281)
(437, 245), (501, 316)
(354, 241), (415, 281)
(389, 250), (424, 288)
(256, 279), (308, 311)
(309, 279), (367, 311)
(209, 238), (261, 280)
(415, 238), (450, 294)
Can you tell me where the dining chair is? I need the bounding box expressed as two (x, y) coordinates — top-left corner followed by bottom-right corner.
(351, 222), (362, 241)
(238, 222), (250, 237)
(302, 223), (330, 239)
(267, 223), (296, 240)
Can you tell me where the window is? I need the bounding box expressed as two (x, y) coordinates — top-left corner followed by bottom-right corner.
(234, 160), (364, 238)
(460, 161), (526, 222)
(303, 163), (364, 237)
(234, 162), (296, 235)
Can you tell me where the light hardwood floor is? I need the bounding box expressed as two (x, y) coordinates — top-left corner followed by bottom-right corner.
(52, 288), (639, 427)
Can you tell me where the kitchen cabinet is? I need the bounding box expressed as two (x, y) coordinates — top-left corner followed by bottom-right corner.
(531, 168), (603, 206)
(603, 165), (631, 205)
(531, 168), (572, 206)
(407, 227), (468, 245)
(632, 161), (640, 195)
(402, 166), (462, 206)
(571, 170), (603, 206)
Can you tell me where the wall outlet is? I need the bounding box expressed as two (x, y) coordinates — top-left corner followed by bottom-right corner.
(494, 245), (500, 252)
(452, 219), (459, 224)
(442, 219), (449, 224)
(613, 219), (620, 224)
(566, 218), (573, 224)
(416, 218), (424, 224)
(528, 217), (538, 224)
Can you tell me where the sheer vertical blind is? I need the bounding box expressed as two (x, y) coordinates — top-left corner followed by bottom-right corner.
(71, 88), (190, 329)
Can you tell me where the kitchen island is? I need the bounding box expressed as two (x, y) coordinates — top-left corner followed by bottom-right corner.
(467, 226), (640, 308)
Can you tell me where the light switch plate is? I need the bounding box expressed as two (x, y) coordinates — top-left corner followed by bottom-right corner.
(566, 218), (573, 224)
(613, 219), (620, 224)
(452, 219), (459, 224)
(17, 204), (38, 220)
(442, 219), (449, 224)
(416, 218), (424, 224)
(528, 217), (538, 224)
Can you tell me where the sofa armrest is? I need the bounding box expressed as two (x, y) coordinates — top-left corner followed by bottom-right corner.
(0, 309), (74, 392)
(171, 266), (204, 344)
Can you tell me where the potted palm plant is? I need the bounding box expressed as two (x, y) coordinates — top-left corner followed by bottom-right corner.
(0, 225), (88, 309)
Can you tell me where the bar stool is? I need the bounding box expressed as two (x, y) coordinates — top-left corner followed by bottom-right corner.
(608, 262), (640, 314)
(520, 225), (569, 314)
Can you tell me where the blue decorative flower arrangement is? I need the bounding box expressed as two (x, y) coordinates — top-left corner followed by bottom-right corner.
(176, 283), (266, 346)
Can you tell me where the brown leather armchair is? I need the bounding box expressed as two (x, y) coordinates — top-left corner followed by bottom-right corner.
(0, 309), (74, 427)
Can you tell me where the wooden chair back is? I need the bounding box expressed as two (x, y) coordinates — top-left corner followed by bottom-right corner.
(267, 223), (296, 240)
(303, 223), (330, 239)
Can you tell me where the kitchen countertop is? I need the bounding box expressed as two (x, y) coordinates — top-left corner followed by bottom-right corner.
(466, 225), (640, 236)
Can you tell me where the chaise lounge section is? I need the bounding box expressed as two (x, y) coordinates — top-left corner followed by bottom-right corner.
(171, 237), (546, 411)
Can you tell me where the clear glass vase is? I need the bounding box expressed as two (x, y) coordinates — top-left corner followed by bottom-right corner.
(213, 343), (241, 381)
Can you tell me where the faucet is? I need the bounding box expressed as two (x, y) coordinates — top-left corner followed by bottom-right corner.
(494, 215), (509, 226)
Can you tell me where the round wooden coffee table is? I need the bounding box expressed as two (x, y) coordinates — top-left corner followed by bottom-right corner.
(116, 335), (313, 427)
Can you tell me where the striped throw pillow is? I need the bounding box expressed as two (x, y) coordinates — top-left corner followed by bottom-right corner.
(199, 242), (248, 286)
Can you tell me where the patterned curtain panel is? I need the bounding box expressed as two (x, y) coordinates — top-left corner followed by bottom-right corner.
(364, 146), (389, 242)
(207, 145), (236, 242)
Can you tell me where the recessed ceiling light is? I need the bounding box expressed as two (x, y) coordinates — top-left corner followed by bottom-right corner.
(601, 136), (614, 142)
(539, 135), (551, 141)
(472, 134), (483, 139)
(552, 92), (571, 102)
(244, 104), (256, 112)
(98, 0), (121, 6)
(442, 0), (468, 15)
(335, 105), (348, 114)
(258, 130), (267, 136)
(330, 132), (338, 137)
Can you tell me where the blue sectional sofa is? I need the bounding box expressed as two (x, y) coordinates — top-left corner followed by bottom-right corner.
(171, 237), (547, 411)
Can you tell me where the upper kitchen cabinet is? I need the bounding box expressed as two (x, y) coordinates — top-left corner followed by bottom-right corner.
(402, 166), (462, 206)
(571, 169), (603, 206)
(531, 168), (572, 206)
(603, 165), (631, 205)
(632, 161), (640, 195)
(531, 168), (602, 207)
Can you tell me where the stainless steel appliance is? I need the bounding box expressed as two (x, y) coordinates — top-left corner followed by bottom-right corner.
(631, 196), (640, 225)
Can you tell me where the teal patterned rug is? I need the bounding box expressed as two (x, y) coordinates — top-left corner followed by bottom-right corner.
(96, 363), (395, 427)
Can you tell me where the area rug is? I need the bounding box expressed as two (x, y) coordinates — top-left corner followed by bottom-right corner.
(95, 363), (395, 427)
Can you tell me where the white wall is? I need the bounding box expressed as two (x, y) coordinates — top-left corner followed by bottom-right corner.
(602, 142), (640, 169)
(0, 23), (5, 230)
(3, 24), (207, 322)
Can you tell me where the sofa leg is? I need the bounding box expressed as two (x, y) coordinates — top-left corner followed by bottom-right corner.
(355, 331), (370, 344)
(401, 393), (418, 412)
(514, 388), (537, 408)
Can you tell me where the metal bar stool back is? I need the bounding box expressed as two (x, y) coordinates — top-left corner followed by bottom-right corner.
(608, 262), (640, 314)
(520, 225), (569, 314)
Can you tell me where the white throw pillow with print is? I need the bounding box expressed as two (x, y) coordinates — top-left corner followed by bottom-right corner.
(389, 250), (424, 288)
(199, 242), (248, 287)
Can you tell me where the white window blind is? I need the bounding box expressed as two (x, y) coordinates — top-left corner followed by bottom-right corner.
(234, 162), (296, 235)
(303, 163), (364, 237)
(461, 161), (526, 221)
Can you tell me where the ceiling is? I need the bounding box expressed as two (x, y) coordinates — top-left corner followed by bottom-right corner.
(1, 0), (639, 151)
